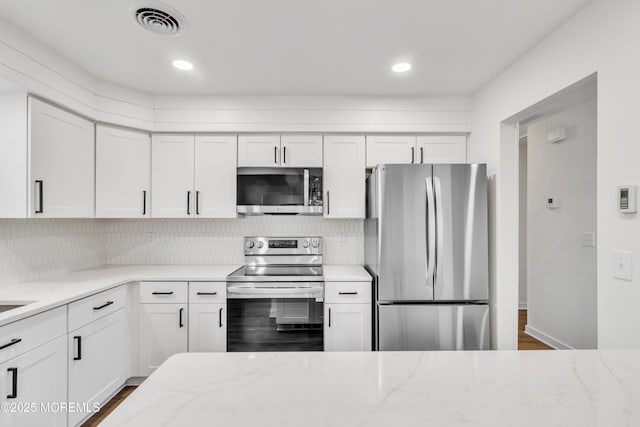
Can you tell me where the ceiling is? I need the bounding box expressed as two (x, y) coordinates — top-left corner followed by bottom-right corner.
(0, 0), (593, 96)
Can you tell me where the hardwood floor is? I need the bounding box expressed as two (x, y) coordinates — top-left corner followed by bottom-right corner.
(81, 386), (137, 427)
(518, 309), (553, 350)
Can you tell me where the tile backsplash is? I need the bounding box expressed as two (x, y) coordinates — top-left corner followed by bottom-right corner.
(0, 219), (106, 286)
(104, 217), (364, 266)
(0, 217), (364, 286)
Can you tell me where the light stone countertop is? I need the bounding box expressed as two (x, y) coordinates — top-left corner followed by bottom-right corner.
(0, 264), (371, 327)
(99, 350), (640, 427)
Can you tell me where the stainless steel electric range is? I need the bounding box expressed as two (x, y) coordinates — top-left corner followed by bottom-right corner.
(226, 237), (324, 352)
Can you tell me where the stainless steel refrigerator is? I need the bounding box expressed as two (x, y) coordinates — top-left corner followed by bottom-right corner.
(365, 164), (489, 351)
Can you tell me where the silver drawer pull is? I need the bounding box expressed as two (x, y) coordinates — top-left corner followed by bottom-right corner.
(338, 291), (358, 295)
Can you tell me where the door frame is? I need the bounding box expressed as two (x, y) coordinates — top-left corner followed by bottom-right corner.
(496, 73), (598, 350)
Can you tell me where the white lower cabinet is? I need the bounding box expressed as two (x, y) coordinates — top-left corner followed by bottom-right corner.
(0, 335), (67, 427)
(139, 304), (188, 376)
(324, 303), (372, 352)
(67, 308), (128, 426)
(188, 303), (226, 352)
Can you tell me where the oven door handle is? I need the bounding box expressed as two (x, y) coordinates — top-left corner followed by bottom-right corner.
(227, 284), (324, 299)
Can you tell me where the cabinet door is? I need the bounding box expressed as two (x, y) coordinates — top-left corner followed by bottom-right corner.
(151, 134), (195, 218)
(96, 125), (151, 218)
(29, 97), (95, 218)
(188, 303), (226, 352)
(366, 135), (417, 167)
(0, 336), (67, 427)
(323, 135), (366, 218)
(281, 135), (323, 167)
(324, 303), (372, 352)
(68, 309), (127, 426)
(417, 135), (467, 164)
(238, 135), (281, 167)
(194, 135), (237, 218)
(139, 304), (188, 376)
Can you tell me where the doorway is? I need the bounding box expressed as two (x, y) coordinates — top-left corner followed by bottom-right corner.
(515, 80), (597, 350)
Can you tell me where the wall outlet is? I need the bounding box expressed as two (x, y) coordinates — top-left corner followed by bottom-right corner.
(613, 250), (632, 281)
(546, 198), (559, 209)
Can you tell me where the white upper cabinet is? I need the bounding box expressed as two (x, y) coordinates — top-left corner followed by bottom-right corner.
(323, 135), (366, 218)
(194, 135), (237, 218)
(96, 125), (151, 218)
(366, 135), (417, 167)
(29, 97), (95, 218)
(417, 135), (467, 164)
(238, 135), (281, 167)
(281, 135), (323, 167)
(151, 134), (195, 218)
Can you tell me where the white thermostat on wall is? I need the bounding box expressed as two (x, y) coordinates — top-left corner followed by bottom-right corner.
(618, 186), (637, 213)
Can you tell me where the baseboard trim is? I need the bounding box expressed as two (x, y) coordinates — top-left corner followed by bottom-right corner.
(524, 325), (574, 350)
(125, 376), (146, 386)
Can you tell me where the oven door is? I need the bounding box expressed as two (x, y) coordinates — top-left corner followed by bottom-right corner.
(227, 282), (324, 352)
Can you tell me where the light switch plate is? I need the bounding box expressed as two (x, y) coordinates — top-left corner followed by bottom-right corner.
(613, 251), (632, 281)
(581, 232), (596, 248)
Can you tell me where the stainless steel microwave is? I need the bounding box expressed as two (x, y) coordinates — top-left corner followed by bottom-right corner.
(237, 168), (323, 215)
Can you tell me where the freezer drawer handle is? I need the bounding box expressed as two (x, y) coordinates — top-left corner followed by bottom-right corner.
(73, 336), (82, 361)
(6, 368), (17, 399)
(0, 338), (22, 351)
(338, 291), (358, 295)
(93, 301), (114, 311)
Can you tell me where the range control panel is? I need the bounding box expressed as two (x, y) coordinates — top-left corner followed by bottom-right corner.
(244, 237), (323, 255)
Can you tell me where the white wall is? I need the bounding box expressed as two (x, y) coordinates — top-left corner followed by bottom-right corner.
(470, 0), (640, 349)
(105, 218), (363, 266)
(526, 96), (597, 349)
(0, 220), (105, 286)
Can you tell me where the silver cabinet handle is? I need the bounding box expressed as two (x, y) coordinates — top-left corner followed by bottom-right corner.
(219, 307), (223, 328)
(187, 191), (191, 215)
(326, 191), (330, 216)
(420, 147), (424, 164)
(411, 147), (415, 164)
(196, 191), (200, 215)
(328, 307), (331, 327)
(283, 146), (287, 164)
(274, 146), (278, 164)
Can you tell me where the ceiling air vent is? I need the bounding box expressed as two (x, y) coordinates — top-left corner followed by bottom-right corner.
(132, 3), (187, 36)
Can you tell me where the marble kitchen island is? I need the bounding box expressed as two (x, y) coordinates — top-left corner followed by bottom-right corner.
(100, 350), (640, 426)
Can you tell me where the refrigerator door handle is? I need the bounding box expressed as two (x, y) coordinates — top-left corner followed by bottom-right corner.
(433, 176), (444, 286)
(426, 176), (437, 288)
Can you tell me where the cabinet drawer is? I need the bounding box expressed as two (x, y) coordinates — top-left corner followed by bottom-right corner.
(0, 306), (66, 364)
(324, 281), (372, 304)
(68, 285), (128, 332)
(189, 282), (227, 303)
(140, 282), (188, 303)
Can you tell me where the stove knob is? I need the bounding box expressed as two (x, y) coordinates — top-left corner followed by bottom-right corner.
(246, 240), (255, 249)
(311, 240), (320, 248)
(256, 241), (264, 249)
(302, 240), (310, 248)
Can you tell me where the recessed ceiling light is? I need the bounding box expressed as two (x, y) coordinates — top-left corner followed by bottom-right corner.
(172, 59), (194, 71)
(392, 62), (412, 73)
